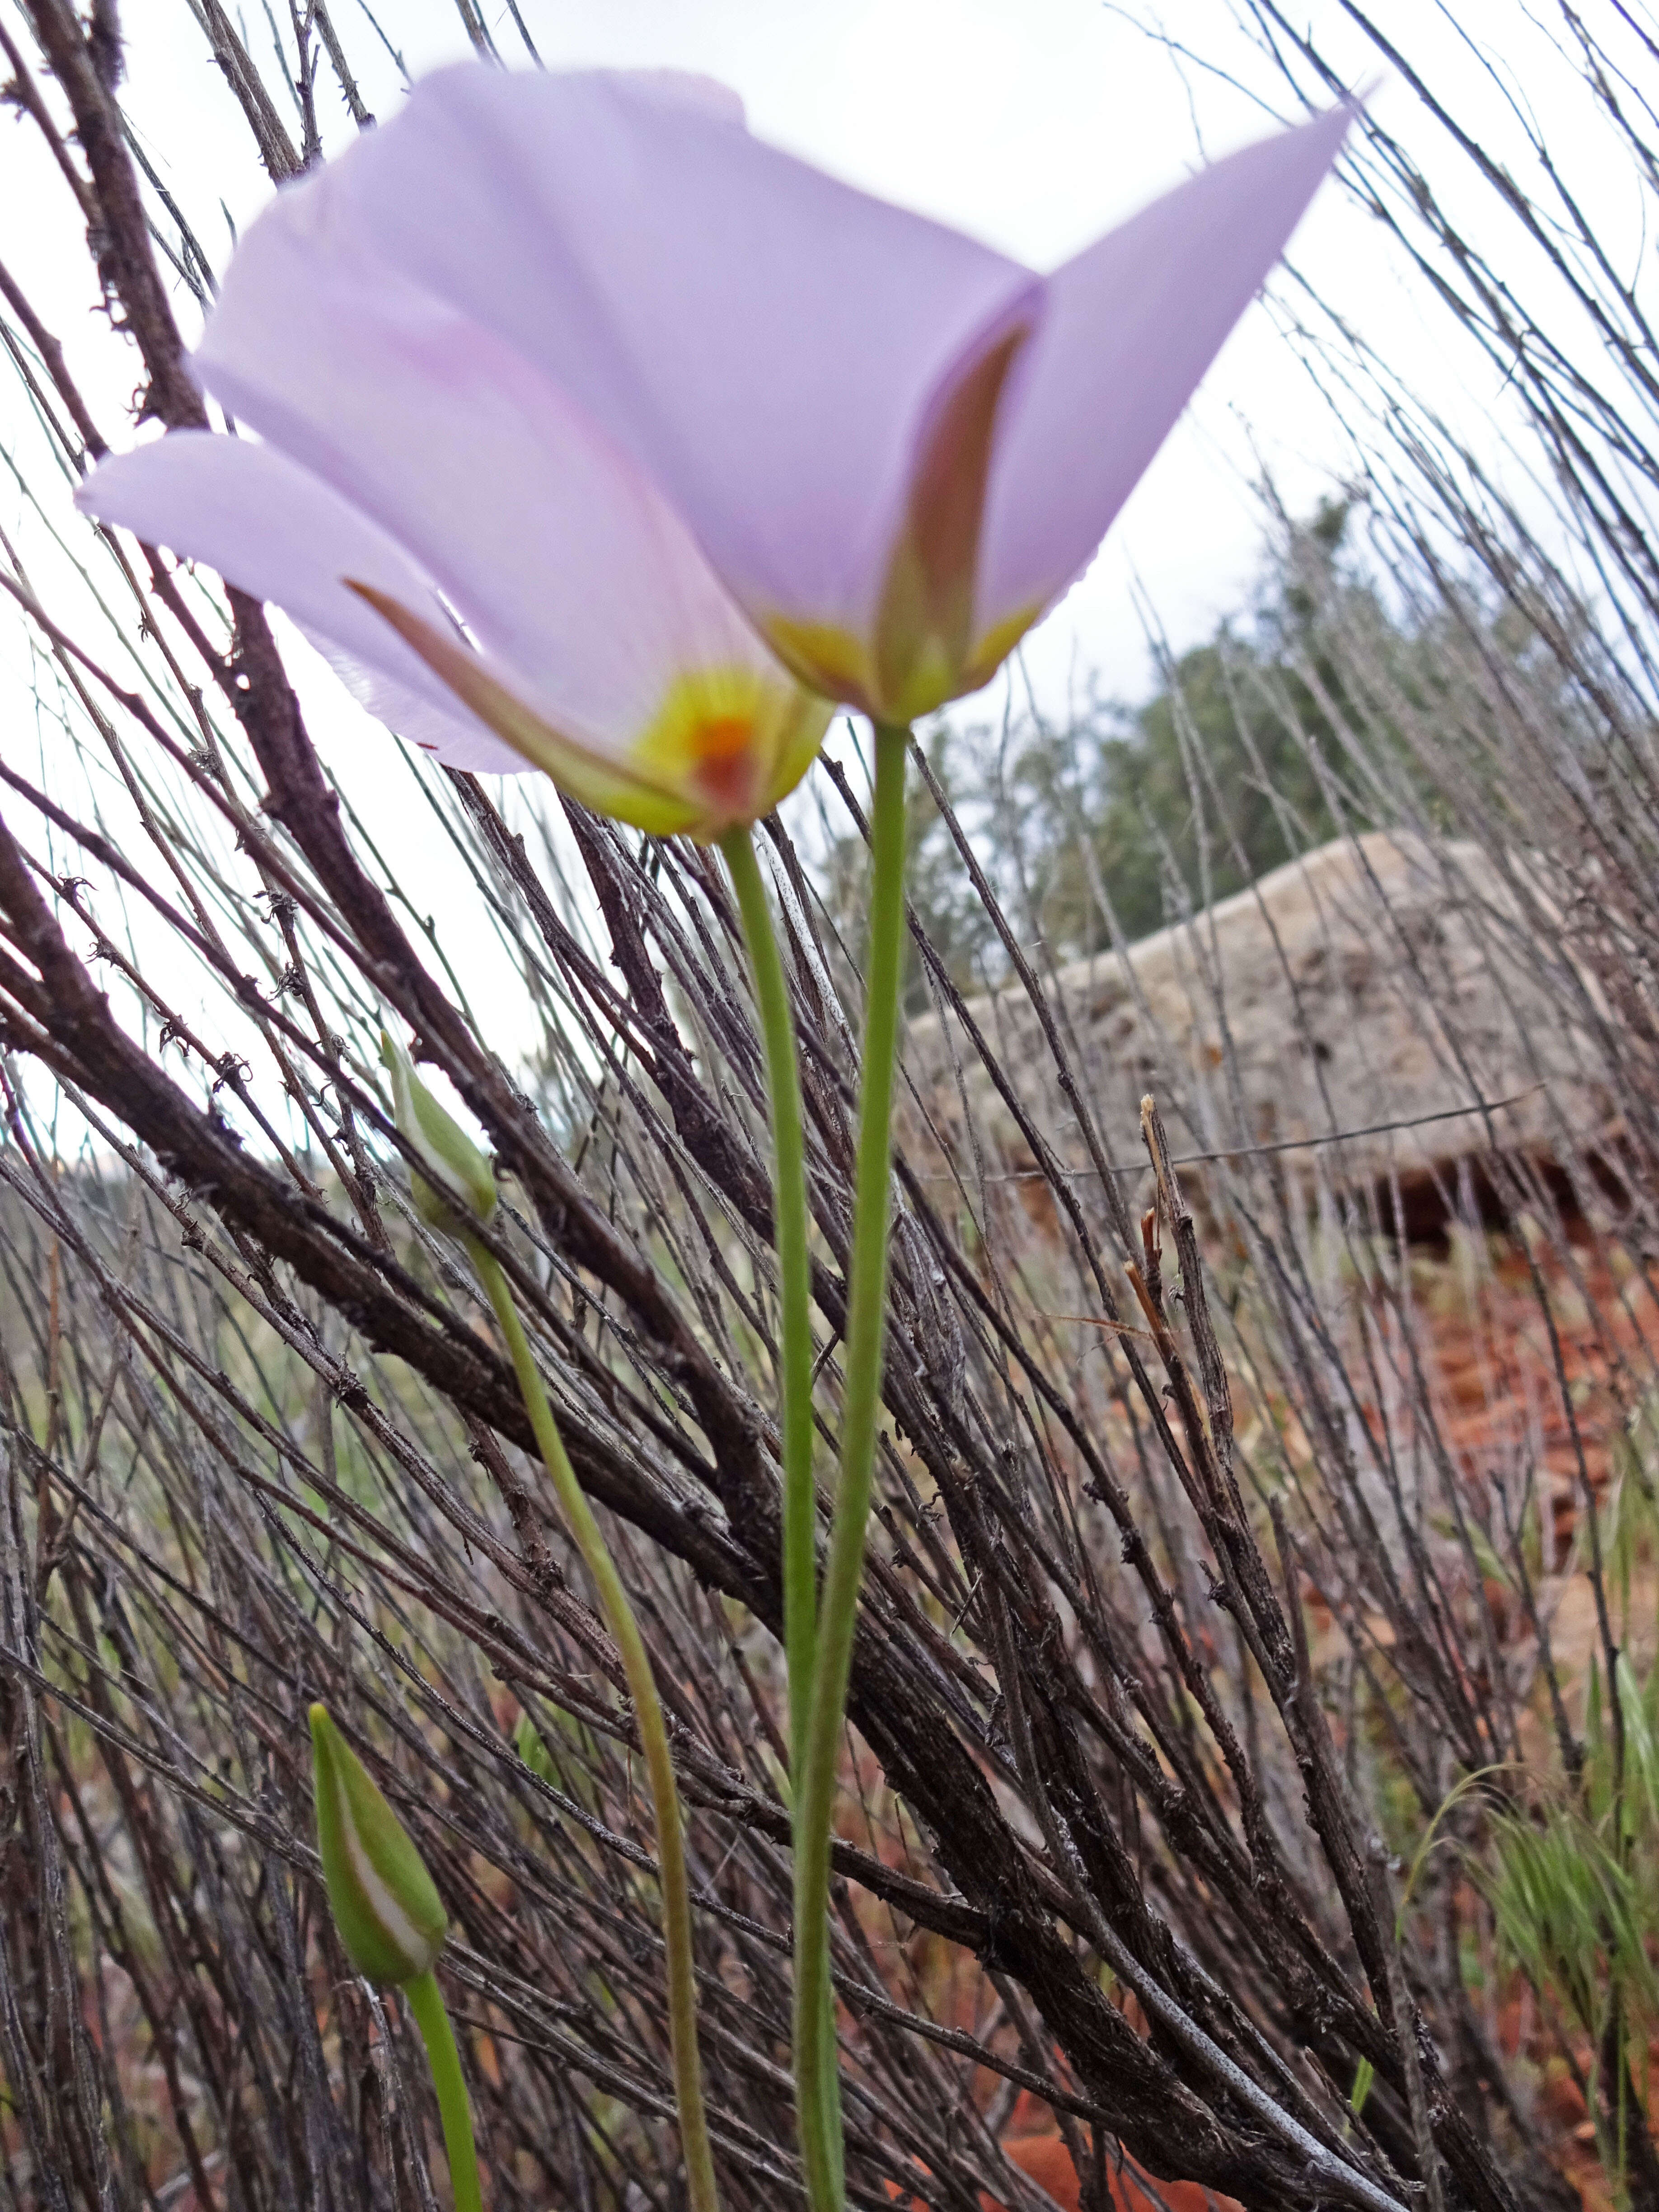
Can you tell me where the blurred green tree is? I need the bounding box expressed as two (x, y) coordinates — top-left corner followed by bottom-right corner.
(818, 500), (1404, 1008)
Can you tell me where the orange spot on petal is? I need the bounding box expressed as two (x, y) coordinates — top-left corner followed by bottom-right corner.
(688, 712), (760, 811)
(693, 714), (753, 767)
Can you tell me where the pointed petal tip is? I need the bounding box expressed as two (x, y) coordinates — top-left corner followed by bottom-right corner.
(973, 98), (1357, 652)
(75, 446), (150, 529)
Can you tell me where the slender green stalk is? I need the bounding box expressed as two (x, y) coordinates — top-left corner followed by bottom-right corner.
(791, 722), (910, 2212)
(468, 1241), (721, 2212)
(404, 1967), (483, 2212)
(719, 825), (842, 2193)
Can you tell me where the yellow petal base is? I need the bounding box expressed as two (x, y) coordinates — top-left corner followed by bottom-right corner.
(630, 664), (831, 832)
(349, 581), (829, 839)
(764, 602), (1043, 721)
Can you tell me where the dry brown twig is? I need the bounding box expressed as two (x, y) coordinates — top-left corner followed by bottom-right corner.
(3, 5), (1659, 2211)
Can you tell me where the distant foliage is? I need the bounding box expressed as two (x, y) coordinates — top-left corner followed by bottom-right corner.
(823, 503), (1425, 999)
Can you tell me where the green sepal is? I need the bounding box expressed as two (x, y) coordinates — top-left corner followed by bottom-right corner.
(379, 1030), (497, 1231)
(309, 1702), (447, 1987)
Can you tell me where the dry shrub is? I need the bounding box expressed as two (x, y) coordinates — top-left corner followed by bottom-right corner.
(4, 6), (1659, 2212)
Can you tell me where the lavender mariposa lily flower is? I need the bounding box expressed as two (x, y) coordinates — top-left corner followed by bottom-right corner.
(145, 63), (1349, 728)
(76, 139), (832, 840)
(81, 65), (1351, 799)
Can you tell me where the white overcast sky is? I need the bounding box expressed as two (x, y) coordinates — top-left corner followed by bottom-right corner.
(1, 0), (1579, 724)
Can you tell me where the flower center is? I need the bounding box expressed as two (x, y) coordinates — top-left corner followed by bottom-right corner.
(688, 712), (758, 807)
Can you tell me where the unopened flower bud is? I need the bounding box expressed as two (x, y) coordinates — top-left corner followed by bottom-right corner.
(309, 1702), (448, 1987)
(380, 1030), (497, 1232)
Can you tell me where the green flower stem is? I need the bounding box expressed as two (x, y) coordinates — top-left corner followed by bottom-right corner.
(792, 721), (910, 2212)
(468, 1241), (720, 2212)
(718, 827), (817, 1771)
(718, 825), (843, 2198)
(404, 1967), (483, 2212)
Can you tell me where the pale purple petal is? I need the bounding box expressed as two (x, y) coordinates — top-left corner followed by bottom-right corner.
(194, 184), (792, 742)
(618, 69), (747, 127)
(974, 105), (1355, 642)
(305, 64), (1039, 641)
(297, 630), (527, 775)
(75, 432), (524, 771)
